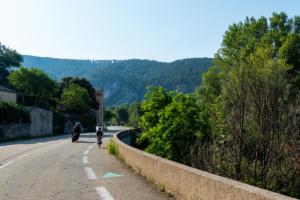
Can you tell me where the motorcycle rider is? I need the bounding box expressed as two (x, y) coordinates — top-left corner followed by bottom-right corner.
(72, 122), (82, 142)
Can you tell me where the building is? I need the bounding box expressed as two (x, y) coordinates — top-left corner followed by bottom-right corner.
(0, 85), (17, 103)
(95, 89), (104, 126)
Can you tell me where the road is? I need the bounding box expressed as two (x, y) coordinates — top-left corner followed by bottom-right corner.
(0, 127), (172, 200)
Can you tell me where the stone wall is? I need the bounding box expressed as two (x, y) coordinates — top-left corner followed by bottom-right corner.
(0, 123), (30, 139)
(0, 91), (17, 103)
(27, 107), (53, 136)
(114, 130), (297, 200)
(0, 107), (53, 140)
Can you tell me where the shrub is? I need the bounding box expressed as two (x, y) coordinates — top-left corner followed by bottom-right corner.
(107, 139), (118, 155)
(0, 102), (30, 125)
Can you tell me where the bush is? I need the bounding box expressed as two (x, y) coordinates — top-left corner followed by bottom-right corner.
(0, 102), (30, 125)
(107, 139), (118, 155)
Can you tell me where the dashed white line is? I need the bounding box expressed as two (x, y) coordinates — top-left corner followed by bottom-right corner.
(83, 156), (89, 164)
(88, 144), (94, 150)
(0, 160), (14, 170)
(17, 153), (31, 159)
(83, 150), (89, 155)
(84, 167), (97, 180)
(95, 187), (114, 200)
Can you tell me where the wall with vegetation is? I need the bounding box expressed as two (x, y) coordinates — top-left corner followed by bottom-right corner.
(114, 130), (296, 200)
(0, 123), (30, 139)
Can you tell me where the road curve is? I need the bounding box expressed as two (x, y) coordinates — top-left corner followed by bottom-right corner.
(0, 127), (172, 200)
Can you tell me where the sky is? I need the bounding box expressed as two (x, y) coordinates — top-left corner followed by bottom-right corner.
(0, 0), (299, 62)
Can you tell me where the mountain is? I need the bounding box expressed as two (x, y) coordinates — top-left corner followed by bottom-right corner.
(22, 55), (213, 106)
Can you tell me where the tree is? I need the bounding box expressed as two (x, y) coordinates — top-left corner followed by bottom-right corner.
(215, 12), (300, 93)
(0, 42), (23, 86)
(8, 67), (56, 104)
(104, 110), (115, 125)
(60, 83), (92, 113)
(138, 87), (208, 163)
(190, 13), (300, 197)
(58, 77), (98, 109)
(0, 42), (23, 69)
(127, 103), (142, 128)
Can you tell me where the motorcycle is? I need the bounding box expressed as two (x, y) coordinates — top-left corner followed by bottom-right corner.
(72, 123), (82, 142)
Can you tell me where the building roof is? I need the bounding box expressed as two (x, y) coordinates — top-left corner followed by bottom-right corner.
(0, 85), (16, 93)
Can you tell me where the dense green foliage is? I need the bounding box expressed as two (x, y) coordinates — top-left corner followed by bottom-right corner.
(8, 67), (56, 106)
(106, 103), (141, 127)
(57, 77), (98, 109)
(0, 102), (30, 125)
(138, 87), (205, 162)
(60, 83), (92, 113)
(0, 42), (22, 86)
(107, 140), (118, 155)
(22, 56), (212, 106)
(134, 13), (300, 198)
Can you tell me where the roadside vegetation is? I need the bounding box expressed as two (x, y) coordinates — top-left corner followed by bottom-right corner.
(109, 12), (300, 198)
(107, 139), (118, 155)
(0, 43), (98, 136)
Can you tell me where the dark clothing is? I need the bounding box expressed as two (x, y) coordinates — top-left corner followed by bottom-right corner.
(73, 125), (81, 133)
(72, 124), (82, 142)
(96, 130), (103, 145)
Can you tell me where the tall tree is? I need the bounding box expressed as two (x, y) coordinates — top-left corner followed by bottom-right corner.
(60, 83), (92, 113)
(8, 67), (56, 104)
(215, 12), (300, 93)
(0, 42), (23, 86)
(58, 77), (98, 109)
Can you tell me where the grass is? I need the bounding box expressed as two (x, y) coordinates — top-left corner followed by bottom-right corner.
(107, 139), (118, 155)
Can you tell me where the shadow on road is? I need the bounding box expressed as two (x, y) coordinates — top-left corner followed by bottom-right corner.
(0, 126), (126, 147)
(0, 134), (69, 147)
(73, 140), (95, 144)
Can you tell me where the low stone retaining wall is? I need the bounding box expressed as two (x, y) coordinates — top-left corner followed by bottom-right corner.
(27, 106), (53, 136)
(114, 130), (296, 200)
(0, 123), (30, 139)
(0, 107), (53, 140)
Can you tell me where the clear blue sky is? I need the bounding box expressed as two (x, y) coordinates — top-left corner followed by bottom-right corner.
(0, 0), (299, 61)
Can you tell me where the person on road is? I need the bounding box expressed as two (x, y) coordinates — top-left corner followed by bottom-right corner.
(96, 124), (103, 147)
(72, 122), (82, 142)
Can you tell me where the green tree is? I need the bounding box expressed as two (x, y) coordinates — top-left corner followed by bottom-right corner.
(58, 77), (98, 109)
(104, 109), (115, 125)
(8, 67), (56, 104)
(0, 42), (23, 86)
(127, 103), (142, 128)
(114, 106), (129, 125)
(190, 13), (300, 197)
(138, 87), (209, 163)
(215, 12), (300, 93)
(60, 83), (92, 113)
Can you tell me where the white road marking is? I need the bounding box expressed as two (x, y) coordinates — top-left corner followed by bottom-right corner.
(83, 156), (89, 164)
(88, 144), (94, 149)
(83, 150), (89, 155)
(17, 153), (31, 159)
(95, 187), (114, 200)
(84, 167), (97, 180)
(0, 160), (14, 170)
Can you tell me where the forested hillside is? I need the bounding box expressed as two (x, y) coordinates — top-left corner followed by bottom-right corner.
(22, 56), (212, 105)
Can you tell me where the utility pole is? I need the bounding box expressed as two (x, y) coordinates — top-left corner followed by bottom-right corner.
(95, 89), (104, 128)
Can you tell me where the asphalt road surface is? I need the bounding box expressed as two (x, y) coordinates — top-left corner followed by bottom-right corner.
(0, 127), (172, 200)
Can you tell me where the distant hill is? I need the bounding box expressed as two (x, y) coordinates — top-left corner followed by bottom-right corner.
(22, 55), (213, 106)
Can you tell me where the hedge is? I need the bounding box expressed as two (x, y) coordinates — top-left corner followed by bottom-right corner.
(0, 102), (30, 125)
